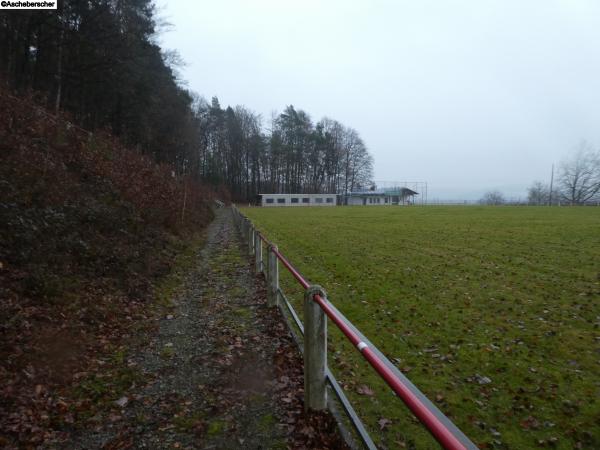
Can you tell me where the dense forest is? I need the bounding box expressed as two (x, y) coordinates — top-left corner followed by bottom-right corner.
(0, 0), (373, 201)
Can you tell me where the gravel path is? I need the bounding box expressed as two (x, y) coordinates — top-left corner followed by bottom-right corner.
(57, 207), (345, 449)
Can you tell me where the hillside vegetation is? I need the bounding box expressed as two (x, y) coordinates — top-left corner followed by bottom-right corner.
(1, 4), (373, 202)
(0, 90), (215, 446)
(243, 205), (600, 449)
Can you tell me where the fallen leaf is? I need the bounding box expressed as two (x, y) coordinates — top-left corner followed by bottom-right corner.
(114, 396), (129, 408)
(520, 416), (540, 430)
(357, 385), (375, 396)
(378, 417), (392, 430)
(300, 425), (315, 438)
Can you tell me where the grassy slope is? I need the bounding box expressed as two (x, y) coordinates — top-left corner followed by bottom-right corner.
(242, 206), (600, 449)
(0, 91), (214, 446)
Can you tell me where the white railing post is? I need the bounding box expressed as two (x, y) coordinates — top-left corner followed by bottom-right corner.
(254, 230), (262, 274)
(247, 220), (254, 256)
(267, 244), (279, 306)
(304, 285), (327, 411)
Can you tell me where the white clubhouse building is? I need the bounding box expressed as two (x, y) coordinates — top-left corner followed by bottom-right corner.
(259, 193), (336, 207)
(259, 187), (419, 207)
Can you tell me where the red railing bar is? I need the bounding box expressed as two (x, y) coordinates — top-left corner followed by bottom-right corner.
(244, 212), (471, 449)
(271, 247), (311, 290)
(313, 293), (467, 450)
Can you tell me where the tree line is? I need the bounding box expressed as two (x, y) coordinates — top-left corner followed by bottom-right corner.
(0, 0), (373, 201)
(527, 141), (600, 205)
(193, 99), (373, 200)
(478, 141), (600, 206)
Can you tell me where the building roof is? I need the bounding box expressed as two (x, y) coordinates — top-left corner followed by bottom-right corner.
(385, 187), (419, 196)
(258, 193), (336, 196)
(349, 188), (419, 196)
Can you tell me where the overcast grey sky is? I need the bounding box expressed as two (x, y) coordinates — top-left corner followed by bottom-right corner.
(155, 0), (600, 200)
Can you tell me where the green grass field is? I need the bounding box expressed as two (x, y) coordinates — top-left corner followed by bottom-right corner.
(241, 206), (600, 449)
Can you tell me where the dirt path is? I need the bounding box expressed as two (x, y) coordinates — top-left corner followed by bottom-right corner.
(57, 208), (344, 449)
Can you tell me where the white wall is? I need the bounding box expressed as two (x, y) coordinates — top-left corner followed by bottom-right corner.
(347, 197), (364, 206)
(347, 195), (393, 205)
(260, 194), (336, 207)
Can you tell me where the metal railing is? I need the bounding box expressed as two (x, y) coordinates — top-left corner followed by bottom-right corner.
(231, 206), (478, 450)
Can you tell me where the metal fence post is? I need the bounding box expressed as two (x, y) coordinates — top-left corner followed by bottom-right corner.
(267, 244), (278, 307)
(304, 285), (327, 411)
(254, 230), (262, 274)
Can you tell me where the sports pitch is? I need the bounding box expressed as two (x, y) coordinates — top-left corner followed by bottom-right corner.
(241, 206), (600, 449)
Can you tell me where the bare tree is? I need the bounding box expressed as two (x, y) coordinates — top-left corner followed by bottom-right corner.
(527, 181), (550, 205)
(558, 141), (600, 205)
(341, 128), (372, 196)
(479, 190), (505, 205)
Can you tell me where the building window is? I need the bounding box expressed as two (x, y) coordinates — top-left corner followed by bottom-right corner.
(315, 198), (323, 203)
(302, 198), (310, 203)
(266, 198), (274, 204)
(291, 197), (299, 203)
(326, 197), (333, 203)
(277, 198), (285, 204)
(369, 198), (372, 204)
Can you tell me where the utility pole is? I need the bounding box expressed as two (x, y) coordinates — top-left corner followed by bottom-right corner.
(548, 163), (554, 206)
